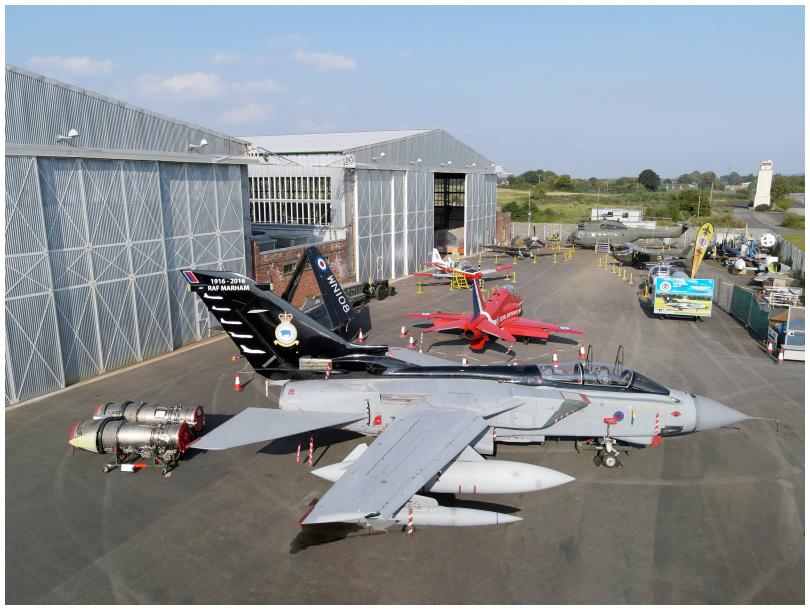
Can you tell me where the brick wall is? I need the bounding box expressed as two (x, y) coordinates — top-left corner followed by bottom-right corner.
(252, 239), (351, 308)
(496, 212), (512, 244)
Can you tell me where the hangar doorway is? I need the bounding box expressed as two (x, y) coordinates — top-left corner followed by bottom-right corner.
(433, 173), (465, 254)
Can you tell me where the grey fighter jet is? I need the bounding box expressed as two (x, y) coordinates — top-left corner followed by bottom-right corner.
(183, 269), (753, 530)
(569, 220), (689, 249)
(611, 242), (695, 269)
(484, 235), (545, 258)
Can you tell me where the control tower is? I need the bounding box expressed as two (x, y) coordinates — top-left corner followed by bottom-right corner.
(752, 160), (773, 208)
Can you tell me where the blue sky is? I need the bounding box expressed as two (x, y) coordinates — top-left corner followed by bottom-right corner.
(6, 5), (805, 177)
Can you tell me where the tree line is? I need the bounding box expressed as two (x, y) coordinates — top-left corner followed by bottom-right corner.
(506, 167), (804, 206)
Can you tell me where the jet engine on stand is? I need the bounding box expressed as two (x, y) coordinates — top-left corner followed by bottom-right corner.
(69, 401), (205, 475)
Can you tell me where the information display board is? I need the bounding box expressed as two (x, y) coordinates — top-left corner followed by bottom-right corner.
(653, 277), (715, 317)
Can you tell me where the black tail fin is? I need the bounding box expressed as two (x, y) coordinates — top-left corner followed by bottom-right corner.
(304, 246), (356, 333)
(182, 270), (384, 374)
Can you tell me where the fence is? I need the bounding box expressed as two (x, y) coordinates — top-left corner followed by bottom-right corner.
(509, 222), (804, 277)
(697, 266), (770, 340)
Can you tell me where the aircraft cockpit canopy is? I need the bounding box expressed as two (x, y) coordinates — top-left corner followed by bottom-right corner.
(501, 285), (516, 294)
(458, 261), (477, 273)
(533, 362), (669, 394)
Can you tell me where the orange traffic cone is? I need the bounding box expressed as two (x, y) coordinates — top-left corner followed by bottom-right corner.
(233, 371), (242, 392)
(552, 351), (559, 368)
(777, 349), (784, 364)
(462, 356), (468, 366)
(578, 345), (586, 360)
(407, 335), (416, 349)
(767, 339), (773, 356)
(357, 329), (365, 344)
(400, 325), (407, 338)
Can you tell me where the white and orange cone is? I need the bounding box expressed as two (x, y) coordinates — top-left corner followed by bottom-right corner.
(552, 351), (559, 368)
(767, 339), (773, 356)
(777, 349), (785, 364)
(233, 371), (242, 392)
(357, 329), (366, 344)
(579, 345), (586, 360)
(407, 335), (416, 349)
(462, 356), (468, 366)
(400, 325), (408, 338)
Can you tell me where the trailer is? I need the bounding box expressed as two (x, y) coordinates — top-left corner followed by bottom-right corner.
(767, 306), (805, 361)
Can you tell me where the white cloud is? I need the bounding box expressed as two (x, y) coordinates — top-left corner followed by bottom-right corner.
(29, 55), (117, 77)
(220, 102), (276, 125)
(293, 50), (357, 71)
(210, 52), (242, 65)
(137, 72), (227, 100)
(242, 79), (285, 94)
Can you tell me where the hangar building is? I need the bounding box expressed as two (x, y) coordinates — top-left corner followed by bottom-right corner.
(5, 65), (251, 405)
(243, 130), (498, 283)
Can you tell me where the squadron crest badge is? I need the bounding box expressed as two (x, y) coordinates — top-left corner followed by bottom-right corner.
(274, 312), (299, 347)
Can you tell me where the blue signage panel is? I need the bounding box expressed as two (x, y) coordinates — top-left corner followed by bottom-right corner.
(653, 277), (715, 317)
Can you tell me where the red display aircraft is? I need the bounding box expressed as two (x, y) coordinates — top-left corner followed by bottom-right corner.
(407, 278), (583, 351)
(416, 248), (512, 281)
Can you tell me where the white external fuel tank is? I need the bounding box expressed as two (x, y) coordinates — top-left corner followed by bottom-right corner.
(312, 444), (574, 494)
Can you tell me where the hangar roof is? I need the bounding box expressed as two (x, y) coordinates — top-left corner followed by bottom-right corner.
(242, 129), (435, 154)
(6, 64), (249, 157)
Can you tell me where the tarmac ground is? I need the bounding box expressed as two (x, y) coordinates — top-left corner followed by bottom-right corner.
(5, 247), (805, 603)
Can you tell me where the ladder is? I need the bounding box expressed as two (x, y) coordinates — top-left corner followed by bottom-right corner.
(595, 239), (611, 253)
(450, 270), (470, 290)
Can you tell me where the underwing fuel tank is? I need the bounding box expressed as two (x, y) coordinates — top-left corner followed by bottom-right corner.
(68, 418), (193, 456)
(312, 444), (575, 494)
(94, 401), (205, 433)
(392, 500), (522, 527)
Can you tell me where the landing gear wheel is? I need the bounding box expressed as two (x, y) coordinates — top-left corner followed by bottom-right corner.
(601, 452), (620, 468)
(522, 336), (531, 345)
(374, 283), (389, 301)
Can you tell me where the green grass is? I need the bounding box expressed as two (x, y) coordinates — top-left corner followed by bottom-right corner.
(779, 232), (805, 251)
(781, 212), (805, 230)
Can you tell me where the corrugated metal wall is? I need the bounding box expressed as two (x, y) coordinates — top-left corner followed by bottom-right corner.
(464, 173), (497, 255)
(406, 170), (433, 275)
(6, 66), (245, 155)
(5, 155), (247, 405)
(354, 169), (435, 282)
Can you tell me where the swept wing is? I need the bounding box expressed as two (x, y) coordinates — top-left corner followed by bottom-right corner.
(502, 317), (584, 339)
(303, 399), (517, 525)
(191, 408), (365, 450)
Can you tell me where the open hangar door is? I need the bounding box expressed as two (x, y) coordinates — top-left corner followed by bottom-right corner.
(433, 172), (465, 254)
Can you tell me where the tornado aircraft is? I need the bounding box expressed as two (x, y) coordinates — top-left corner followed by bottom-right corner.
(183, 268), (753, 529)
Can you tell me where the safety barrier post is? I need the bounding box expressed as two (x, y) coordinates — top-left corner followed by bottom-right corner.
(553, 253), (557, 264)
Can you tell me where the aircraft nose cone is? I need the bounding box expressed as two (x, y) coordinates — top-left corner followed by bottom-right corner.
(694, 395), (751, 431)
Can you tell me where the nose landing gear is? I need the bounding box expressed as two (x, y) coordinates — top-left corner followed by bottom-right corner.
(595, 436), (622, 468)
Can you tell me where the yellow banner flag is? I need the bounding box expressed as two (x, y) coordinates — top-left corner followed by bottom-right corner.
(690, 222), (714, 278)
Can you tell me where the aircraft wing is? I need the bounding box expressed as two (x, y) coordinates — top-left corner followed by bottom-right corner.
(302, 404), (489, 525)
(190, 408), (365, 450)
(406, 311), (465, 320)
(502, 318), (584, 338)
(388, 347), (457, 366)
(479, 265), (513, 275)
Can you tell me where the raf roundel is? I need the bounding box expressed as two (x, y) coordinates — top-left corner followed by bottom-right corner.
(613, 410), (624, 422)
(659, 281), (672, 293)
(316, 257), (328, 272)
